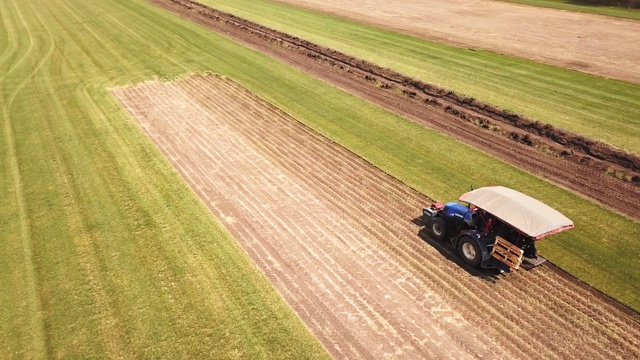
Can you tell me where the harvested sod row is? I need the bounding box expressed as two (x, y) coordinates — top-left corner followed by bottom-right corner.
(112, 73), (640, 359)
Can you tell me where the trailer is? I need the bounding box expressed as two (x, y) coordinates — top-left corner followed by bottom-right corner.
(422, 186), (574, 272)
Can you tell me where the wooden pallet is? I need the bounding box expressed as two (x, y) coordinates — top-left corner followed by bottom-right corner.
(491, 236), (524, 270)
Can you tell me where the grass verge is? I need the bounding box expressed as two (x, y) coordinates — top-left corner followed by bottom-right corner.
(200, 0), (640, 155)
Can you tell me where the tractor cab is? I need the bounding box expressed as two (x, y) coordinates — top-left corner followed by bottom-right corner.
(441, 202), (473, 223)
(422, 186), (574, 272)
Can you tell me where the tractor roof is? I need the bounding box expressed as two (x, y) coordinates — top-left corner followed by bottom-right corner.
(459, 186), (574, 240)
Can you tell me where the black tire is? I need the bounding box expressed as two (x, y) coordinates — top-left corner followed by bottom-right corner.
(429, 217), (448, 241)
(457, 236), (482, 267)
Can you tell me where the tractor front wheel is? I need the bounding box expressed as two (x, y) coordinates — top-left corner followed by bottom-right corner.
(457, 236), (482, 267)
(429, 217), (448, 241)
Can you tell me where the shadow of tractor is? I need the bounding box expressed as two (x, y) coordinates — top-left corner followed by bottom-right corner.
(412, 216), (503, 283)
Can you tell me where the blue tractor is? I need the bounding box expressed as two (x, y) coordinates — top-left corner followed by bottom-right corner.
(422, 186), (574, 271)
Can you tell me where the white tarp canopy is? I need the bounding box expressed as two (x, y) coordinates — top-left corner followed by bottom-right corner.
(459, 186), (574, 240)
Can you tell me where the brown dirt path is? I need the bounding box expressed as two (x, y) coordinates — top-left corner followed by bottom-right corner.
(152, 0), (640, 221)
(111, 73), (640, 359)
(275, 0), (640, 84)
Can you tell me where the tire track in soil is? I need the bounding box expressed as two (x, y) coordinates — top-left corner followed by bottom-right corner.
(149, 0), (640, 222)
(111, 74), (640, 359)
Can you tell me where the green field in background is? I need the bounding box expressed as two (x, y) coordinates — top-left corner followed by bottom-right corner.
(498, 0), (640, 20)
(202, 0), (640, 156)
(1, 0), (639, 357)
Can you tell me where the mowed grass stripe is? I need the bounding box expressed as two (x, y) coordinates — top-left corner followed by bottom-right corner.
(1, 0), (330, 357)
(335, 27), (637, 120)
(4, 0), (131, 355)
(35, 11), (143, 351)
(202, 0), (640, 154)
(52, 0), (144, 82)
(0, 0), (54, 356)
(0, 0), (38, 83)
(0, 1), (20, 68)
(90, 0), (186, 74)
(0, 5), (10, 60)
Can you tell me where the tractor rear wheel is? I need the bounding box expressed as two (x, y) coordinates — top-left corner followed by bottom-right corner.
(458, 236), (481, 267)
(429, 217), (448, 241)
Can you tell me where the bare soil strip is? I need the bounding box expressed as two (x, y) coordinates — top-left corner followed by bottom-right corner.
(151, 0), (640, 222)
(275, 0), (640, 85)
(111, 73), (639, 359)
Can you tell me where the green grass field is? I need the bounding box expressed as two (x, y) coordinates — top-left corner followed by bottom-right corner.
(1, 0), (639, 356)
(498, 0), (640, 20)
(202, 0), (640, 156)
(0, 0), (330, 357)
